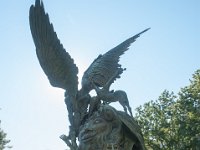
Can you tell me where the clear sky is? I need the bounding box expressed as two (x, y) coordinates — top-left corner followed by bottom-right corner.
(0, 0), (199, 150)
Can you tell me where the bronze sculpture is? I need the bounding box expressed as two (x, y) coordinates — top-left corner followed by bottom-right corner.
(78, 105), (145, 150)
(29, 0), (149, 149)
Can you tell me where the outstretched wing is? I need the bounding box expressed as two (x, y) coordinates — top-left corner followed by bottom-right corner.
(82, 28), (150, 87)
(29, 0), (78, 96)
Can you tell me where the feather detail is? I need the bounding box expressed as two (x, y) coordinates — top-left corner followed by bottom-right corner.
(29, 0), (78, 97)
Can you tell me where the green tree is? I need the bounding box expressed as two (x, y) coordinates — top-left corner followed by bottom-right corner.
(135, 70), (200, 150)
(0, 121), (11, 150)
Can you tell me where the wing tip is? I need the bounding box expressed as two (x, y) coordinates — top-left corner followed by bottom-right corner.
(126, 27), (150, 45)
(136, 27), (151, 37)
(35, 0), (41, 7)
(29, 0), (44, 9)
(30, 0), (44, 14)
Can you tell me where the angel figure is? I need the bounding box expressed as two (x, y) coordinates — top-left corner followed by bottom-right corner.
(29, 0), (149, 149)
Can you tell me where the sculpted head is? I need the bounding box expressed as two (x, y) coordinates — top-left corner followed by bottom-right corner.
(78, 105), (146, 150)
(78, 105), (122, 150)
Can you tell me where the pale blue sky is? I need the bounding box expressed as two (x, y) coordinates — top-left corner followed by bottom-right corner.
(0, 0), (200, 150)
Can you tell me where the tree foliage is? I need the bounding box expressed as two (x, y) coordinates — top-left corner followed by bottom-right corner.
(135, 70), (200, 149)
(0, 121), (11, 150)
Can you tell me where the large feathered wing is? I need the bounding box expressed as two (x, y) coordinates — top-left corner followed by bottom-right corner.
(29, 0), (78, 96)
(82, 28), (150, 87)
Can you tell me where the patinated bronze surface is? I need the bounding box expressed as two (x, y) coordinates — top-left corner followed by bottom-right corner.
(78, 105), (145, 150)
(29, 0), (149, 149)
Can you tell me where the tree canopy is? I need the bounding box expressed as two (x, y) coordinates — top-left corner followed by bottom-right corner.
(0, 121), (11, 150)
(135, 69), (200, 149)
